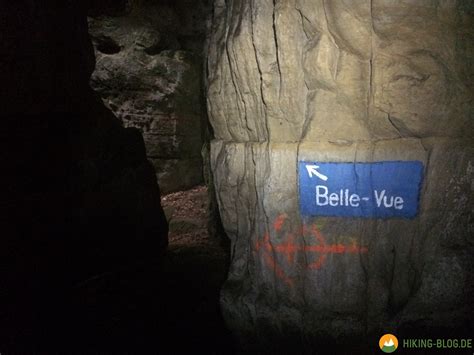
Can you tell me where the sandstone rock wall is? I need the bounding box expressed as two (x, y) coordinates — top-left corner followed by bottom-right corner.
(207, 0), (473, 350)
(89, 1), (212, 193)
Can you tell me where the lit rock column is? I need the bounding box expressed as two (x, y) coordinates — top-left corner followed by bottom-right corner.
(206, 0), (473, 349)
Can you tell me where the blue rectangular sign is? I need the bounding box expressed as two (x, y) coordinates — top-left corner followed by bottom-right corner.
(298, 161), (424, 218)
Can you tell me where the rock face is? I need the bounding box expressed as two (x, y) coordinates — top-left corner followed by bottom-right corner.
(207, 0), (473, 351)
(89, 1), (211, 193)
(1, 1), (168, 349)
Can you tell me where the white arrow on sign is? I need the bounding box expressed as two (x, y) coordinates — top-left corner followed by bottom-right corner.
(306, 165), (328, 181)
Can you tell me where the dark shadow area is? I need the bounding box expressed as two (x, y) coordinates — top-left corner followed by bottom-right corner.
(0, 1), (235, 353)
(93, 35), (122, 54)
(1, 253), (234, 353)
(0, 85), (235, 355)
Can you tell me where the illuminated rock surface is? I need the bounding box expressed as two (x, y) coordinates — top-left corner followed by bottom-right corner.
(207, 0), (474, 350)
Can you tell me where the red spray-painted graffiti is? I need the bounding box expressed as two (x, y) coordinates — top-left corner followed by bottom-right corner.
(255, 214), (368, 286)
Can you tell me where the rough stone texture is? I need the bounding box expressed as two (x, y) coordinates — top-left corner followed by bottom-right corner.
(207, 0), (474, 351)
(1, 2), (168, 350)
(89, 1), (212, 193)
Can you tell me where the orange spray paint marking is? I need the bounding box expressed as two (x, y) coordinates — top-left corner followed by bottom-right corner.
(273, 214), (287, 232)
(254, 214), (368, 284)
(256, 232), (294, 286)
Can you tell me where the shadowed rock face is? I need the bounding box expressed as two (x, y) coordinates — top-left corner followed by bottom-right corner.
(207, 0), (473, 351)
(1, 2), (168, 349)
(89, 0), (212, 193)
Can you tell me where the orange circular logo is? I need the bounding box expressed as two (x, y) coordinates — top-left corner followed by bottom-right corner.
(379, 334), (399, 353)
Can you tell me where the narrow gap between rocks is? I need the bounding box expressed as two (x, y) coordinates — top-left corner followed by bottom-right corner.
(80, 0), (236, 349)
